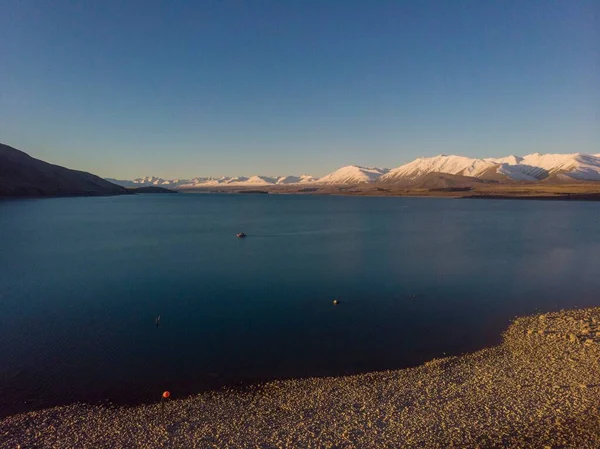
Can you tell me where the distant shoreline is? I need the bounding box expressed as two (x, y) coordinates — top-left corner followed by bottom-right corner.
(3, 307), (599, 448)
(4, 184), (600, 201)
(176, 183), (600, 202)
(464, 193), (600, 201)
(0, 187), (177, 200)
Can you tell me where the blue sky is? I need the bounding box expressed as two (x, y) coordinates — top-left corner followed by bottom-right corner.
(1, 0), (598, 178)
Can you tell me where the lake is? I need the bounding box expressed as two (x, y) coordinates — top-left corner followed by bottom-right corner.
(1, 193), (599, 417)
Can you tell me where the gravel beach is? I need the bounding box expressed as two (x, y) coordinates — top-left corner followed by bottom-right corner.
(2, 307), (599, 448)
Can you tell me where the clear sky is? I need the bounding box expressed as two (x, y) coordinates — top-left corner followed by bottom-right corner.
(1, 0), (598, 179)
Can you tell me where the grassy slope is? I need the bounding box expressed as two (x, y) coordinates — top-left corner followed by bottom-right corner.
(179, 182), (600, 200)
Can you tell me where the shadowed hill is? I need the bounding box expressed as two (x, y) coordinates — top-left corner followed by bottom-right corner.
(128, 186), (178, 194)
(0, 143), (129, 197)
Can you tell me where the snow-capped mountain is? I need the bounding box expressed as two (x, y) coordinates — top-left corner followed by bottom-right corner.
(107, 152), (600, 189)
(179, 176), (250, 187)
(316, 165), (390, 184)
(276, 175), (318, 184)
(176, 174), (317, 188)
(381, 153), (600, 183)
(519, 153), (600, 181)
(106, 176), (190, 188)
(133, 176), (189, 186)
(179, 167), (388, 187)
(381, 155), (496, 181)
(381, 154), (549, 182)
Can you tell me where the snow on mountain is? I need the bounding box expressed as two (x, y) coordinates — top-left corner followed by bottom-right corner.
(519, 153), (600, 180)
(133, 176), (168, 185)
(180, 176), (248, 187)
(179, 177), (230, 187)
(276, 175), (318, 184)
(381, 155), (496, 182)
(177, 174), (319, 188)
(223, 177), (250, 185)
(485, 155), (523, 165)
(159, 179), (185, 186)
(244, 176), (278, 185)
(276, 175), (301, 184)
(107, 176), (190, 188)
(495, 164), (547, 181)
(493, 153), (600, 181)
(317, 165), (390, 184)
(108, 153), (600, 189)
(382, 153), (600, 183)
(299, 175), (319, 183)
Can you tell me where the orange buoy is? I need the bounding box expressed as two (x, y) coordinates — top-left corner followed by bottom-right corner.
(162, 391), (170, 399)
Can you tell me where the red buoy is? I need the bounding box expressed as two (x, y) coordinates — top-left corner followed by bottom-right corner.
(162, 391), (170, 399)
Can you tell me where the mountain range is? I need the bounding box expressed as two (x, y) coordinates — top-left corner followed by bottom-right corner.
(4, 141), (599, 199)
(108, 152), (600, 189)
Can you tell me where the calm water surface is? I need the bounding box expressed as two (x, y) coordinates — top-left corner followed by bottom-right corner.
(1, 194), (599, 416)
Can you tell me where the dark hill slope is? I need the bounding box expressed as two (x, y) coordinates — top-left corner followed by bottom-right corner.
(128, 186), (177, 194)
(0, 143), (129, 197)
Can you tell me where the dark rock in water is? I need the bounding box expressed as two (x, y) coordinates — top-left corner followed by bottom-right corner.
(128, 186), (178, 194)
(0, 142), (129, 198)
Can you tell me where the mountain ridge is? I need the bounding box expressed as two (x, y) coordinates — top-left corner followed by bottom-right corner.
(108, 152), (600, 188)
(0, 143), (129, 197)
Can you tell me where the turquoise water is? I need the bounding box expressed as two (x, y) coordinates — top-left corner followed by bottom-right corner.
(1, 194), (600, 416)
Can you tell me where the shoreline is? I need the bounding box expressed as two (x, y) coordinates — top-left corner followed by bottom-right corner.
(2, 307), (599, 448)
(177, 183), (600, 201)
(5, 183), (600, 202)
